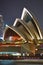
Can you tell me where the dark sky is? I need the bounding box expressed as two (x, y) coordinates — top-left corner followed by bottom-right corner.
(0, 0), (43, 29)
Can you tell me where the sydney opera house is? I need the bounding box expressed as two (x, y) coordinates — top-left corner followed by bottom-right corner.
(0, 8), (43, 61)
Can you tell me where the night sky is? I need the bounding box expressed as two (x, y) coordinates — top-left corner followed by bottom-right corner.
(0, 0), (43, 30)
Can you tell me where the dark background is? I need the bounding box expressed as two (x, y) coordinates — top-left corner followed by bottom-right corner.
(0, 0), (43, 30)
(0, 0), (43, 65)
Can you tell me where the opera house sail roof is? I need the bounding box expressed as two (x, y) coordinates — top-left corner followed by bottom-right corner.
(0, 8), (43, 60)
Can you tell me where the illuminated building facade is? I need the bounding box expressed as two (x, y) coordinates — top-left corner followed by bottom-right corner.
(0, 8), (43, 60)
